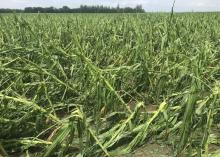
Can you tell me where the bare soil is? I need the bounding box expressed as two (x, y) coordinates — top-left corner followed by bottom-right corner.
(119, 143), (172, 157)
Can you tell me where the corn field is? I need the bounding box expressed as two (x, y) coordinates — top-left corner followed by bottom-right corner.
(0, 13), (220, 157)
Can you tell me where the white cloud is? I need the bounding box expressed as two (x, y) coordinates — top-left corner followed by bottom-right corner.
(0, 0), (220, 11)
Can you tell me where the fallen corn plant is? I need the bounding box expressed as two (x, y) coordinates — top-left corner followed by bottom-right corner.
(0, 13), (220, 157)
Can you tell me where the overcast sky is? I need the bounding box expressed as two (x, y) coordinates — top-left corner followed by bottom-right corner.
(0, 0), (220, 12)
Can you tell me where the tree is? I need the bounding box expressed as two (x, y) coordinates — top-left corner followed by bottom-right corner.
(1, 5), (145, 13)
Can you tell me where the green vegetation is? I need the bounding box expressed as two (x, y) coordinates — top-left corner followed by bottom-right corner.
(0, 13), (220, 157)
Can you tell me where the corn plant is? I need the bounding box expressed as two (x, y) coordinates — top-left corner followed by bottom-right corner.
(0, 13), (220, 157)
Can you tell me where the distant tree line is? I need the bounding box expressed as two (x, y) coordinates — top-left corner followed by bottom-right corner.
(0, 5), (145, 13)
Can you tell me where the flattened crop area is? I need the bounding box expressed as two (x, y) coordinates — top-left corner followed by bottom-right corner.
(0, 13), (220, 157)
